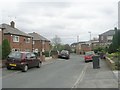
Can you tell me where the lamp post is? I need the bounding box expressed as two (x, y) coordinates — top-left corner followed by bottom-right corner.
(88, 31), (91, 50)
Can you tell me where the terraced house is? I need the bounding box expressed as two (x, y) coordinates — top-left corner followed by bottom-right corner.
(0, 21), (33, 52)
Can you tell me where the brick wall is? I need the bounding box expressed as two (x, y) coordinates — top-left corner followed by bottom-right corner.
(33, 40), (51, 52)
(4, 34), (32, 51)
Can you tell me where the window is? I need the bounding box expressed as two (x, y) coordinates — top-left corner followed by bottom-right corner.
(26, 53), (31, 59)
(26, 38), (31, 43)
(101, 36), (103, 40)
(13, 36), (19, 42)
(107, 36), (113, 40)
(33, 41), (35, 45)
(8, 52), (22, 59)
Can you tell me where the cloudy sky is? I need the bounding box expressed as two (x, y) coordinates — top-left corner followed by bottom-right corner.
(0, 0), (119, 44)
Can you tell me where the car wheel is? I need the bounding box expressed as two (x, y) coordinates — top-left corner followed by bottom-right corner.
(37, 62), (41, 68)
(7, 66), (11, 70)
(22, 65), (28, 72)
(85, 61), (87, 63)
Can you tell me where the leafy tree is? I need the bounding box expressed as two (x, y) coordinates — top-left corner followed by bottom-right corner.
(108, 28), (120, 53)
(2, 39), (11, 59)
(0, 45), (2, 59)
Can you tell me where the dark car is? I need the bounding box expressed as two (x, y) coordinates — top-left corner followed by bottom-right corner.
(84, 51), (95, 63)
(6, 51), (42, 72)
(58, 50), (70, 59)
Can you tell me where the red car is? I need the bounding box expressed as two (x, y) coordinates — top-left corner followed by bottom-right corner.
(84, 51), (95, 63)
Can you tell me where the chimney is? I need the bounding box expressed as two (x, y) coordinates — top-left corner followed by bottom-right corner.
(10, 21), (15, 28)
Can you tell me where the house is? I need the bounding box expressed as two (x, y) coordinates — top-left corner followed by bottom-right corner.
(99, 30), (115, 46)
(29, 32), (51, 54)
(0, 27), (2, 45)
(1, 21), (33, 51)
(71, 41), (91, 54)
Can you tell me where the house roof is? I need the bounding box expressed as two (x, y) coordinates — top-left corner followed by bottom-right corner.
(0, 24), (32, 37)
(100, 30), (115, 36)
(29, 32), (50, 41)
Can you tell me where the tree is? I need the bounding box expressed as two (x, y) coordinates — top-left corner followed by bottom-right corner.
(51, 35), (61, 46)
(108, 28), (120, 53)
(0, 45), (2, 59)
(51, 35), (61, 50)
(2, 39), (11, 59)
(64, 44), (71, 52)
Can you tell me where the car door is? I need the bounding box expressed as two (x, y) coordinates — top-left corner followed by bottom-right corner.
(26, 53), (33, 68)
(30, 53), (38, 67)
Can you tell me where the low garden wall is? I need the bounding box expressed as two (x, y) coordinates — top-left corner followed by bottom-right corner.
(105, 57), (116, 70)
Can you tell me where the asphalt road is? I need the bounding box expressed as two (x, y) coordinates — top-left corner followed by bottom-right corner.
(2, 54), (118, 88)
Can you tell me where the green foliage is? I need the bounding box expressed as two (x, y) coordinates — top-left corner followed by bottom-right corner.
(0, 45), (2, 59)
(108, 29), (120, 53)
(44, 51), (51, 57)
(93, 47), (105, 53)
(2, 39), (11, 59)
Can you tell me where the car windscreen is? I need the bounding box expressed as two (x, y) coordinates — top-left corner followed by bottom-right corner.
(8, 52), (22, 59)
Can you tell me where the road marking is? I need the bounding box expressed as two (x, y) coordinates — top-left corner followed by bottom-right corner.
(72, 63), (89, 88)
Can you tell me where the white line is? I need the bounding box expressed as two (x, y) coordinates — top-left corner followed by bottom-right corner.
(72, 63), (89, 88)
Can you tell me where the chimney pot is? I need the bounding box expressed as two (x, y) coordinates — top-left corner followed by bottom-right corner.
(10, 21), (15, 28)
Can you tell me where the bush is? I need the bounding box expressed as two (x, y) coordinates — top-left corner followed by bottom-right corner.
(2, 39), (11, 59)
(0, 45), (2, 59)
(51, 50), (58, 55)
(44, 51), (51, 57)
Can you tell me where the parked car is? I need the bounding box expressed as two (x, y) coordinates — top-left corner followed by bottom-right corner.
(6, 51), (42, 72)
(84, 51), (95, 63)
(58, 50), (70, 59)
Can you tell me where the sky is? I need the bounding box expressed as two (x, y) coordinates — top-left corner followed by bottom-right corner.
(0, 0), (119, 44)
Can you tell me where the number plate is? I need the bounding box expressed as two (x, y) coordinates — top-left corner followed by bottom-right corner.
(9, 64), (16, 66)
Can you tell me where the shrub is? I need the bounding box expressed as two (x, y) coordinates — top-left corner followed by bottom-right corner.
(44, 51), (51, 57)
(2, 39), (11, 59)
(0, 45), (2, 59)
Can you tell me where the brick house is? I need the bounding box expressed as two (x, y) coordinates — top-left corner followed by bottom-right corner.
(1, 21), (33, 51)
(71, 41), (91, 54)
(29, 32), (51, 54)
(99, 30), (115, 46)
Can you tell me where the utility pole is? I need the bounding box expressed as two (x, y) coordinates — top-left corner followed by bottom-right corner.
(88, 32), (92, 50)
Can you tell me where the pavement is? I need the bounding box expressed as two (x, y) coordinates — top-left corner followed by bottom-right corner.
(77, 59), (118, 88)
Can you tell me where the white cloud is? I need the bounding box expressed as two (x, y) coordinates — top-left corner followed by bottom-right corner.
(0, 0), (119, 44)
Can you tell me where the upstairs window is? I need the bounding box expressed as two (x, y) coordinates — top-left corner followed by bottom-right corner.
(13, 35), (19, 42)
(26, 38), (31, 43)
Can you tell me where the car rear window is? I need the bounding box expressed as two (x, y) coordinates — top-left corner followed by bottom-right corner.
(61, 50), (69, 54)
(8, 52), (22, 59)
(85, 51), (95, 55)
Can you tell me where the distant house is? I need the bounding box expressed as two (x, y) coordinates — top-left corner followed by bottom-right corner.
(29, 32), (51, 53)
(99, 30), (115, 46)
(71, 41), (91, 54)
(1, 21), (33, 51)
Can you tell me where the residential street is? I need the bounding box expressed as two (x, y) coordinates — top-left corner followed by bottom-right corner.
(2, 54), (118, 88)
